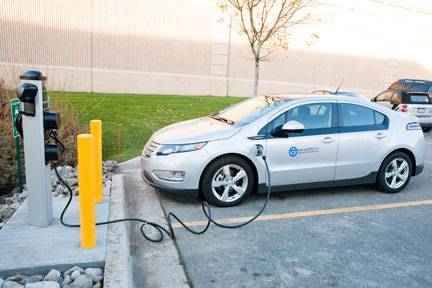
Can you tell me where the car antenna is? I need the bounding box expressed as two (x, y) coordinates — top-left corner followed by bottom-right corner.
(334, 78), (344, 94)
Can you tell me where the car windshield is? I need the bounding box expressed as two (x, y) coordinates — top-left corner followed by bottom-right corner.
(212, 96), (290, 126)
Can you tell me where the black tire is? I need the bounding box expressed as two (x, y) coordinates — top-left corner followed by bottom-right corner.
(201, 156), (254, 207)
(376, 152), (412, 193)
(422, 127), (432, 133)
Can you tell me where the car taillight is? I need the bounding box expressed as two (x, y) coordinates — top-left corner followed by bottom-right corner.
(401, 104), (408, 112)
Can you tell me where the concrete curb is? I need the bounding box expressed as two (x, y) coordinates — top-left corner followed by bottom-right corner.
(105, 163), (189, 287)
(104, 174), (134, 288)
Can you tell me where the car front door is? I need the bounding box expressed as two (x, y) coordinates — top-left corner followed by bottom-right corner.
(335, 102), (391, 180)
(264, 102), (339, 187)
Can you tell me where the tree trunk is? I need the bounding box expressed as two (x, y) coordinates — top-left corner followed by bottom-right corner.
(253, 58), (260, 97)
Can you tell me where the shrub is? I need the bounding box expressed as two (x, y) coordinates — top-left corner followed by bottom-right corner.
(0, 81), (80, 195)
(0, 80), (21, 195)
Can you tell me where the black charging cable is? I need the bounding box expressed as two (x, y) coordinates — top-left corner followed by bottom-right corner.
(53, 135), (272, 242)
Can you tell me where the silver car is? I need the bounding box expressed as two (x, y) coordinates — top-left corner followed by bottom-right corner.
(141, 94), (426, 206)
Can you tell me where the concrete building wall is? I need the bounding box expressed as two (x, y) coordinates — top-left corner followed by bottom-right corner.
(1, 0), (431, 98)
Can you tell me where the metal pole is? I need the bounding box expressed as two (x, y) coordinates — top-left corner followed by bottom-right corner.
(225, 15), (232, 97)
(15, 136), (23, 193)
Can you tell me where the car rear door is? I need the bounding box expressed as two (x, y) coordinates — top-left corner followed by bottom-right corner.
(264, 101), (339, 187)
(335, 102), (391, 180)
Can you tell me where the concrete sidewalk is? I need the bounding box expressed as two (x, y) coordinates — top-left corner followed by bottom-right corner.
(0, 195), (109, 278)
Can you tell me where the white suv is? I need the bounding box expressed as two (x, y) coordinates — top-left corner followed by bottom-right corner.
(372, 80), (432, 132)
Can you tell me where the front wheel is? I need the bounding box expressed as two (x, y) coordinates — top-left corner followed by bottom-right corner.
(201, 156), (254, 207)
(377, 152), (412, 193)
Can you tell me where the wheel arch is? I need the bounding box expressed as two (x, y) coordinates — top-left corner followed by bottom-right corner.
(382, 148), (417, 176)
(198, 153), (259, 199)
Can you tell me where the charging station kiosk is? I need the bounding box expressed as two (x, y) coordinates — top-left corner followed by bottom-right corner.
(16, 70), (61, 227)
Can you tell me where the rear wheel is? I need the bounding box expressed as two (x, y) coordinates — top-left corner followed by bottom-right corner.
(201, 156), (254, 207)
(377, 152), (412, 193)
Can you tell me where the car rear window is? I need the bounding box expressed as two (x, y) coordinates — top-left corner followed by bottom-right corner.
(409, 94), (430, 104)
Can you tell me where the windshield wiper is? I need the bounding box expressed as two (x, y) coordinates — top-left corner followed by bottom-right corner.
(210, 115), (235, 125)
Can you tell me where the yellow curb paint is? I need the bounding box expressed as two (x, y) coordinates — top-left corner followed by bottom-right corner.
(171, 199), (432, 229)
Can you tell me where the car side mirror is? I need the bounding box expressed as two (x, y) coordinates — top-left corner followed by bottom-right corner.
(272, 120), (304, 138)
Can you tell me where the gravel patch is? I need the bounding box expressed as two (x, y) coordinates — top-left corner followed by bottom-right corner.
(0, 161), (116, 231)
(0, 267), (104, 288)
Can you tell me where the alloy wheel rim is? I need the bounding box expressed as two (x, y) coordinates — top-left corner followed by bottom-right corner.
(211, 164), (248, 203)
(385, 158), (409, 189)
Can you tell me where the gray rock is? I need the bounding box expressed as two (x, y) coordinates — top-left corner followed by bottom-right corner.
(0, 207), (15, 219)
(62, 165), (73, 173)
(70, 275), (92, 288)
(20, 275), (43, 285)
(92, 276), (102, 283)
(61, 275), (71, 286)
(4, 196), (17, 205)
(6, 275), (26, 282)
(67, 179), (78, 187)
(72, 188), (79, 196)
(10, 202), (20, 210)
(43, 270), (61, 283)
(54, 185), (66, 196)
(70, 271), (80, 281)
(0, 278), (4, 288)
(18, 191), (28, 201)
(3, 280), (23, 288)
(24, 281), (60, 288)
(83, 268), (102, 282)
(64, 266), (83, 276)
(91, 283), (101, 288)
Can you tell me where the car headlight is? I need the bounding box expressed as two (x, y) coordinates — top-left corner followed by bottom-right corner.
(157, 142), (207, 156)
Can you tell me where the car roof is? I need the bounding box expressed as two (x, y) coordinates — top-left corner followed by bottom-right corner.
(398, 79), (432, 84)
(262, 93), (355, 102)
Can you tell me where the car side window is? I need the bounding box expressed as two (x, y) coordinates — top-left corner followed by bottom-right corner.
(258, 103), (336, 137)
(339, 103), (388, 132)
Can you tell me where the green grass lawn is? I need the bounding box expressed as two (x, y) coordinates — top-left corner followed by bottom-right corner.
(51, 92), (243, 161)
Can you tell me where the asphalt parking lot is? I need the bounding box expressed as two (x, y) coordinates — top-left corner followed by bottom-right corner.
(153, 132), (432, 288)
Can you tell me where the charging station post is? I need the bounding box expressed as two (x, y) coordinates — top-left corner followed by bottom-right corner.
(16, 71), (57, 227)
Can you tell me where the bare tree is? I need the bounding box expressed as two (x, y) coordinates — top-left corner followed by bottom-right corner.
(218, 0), (315, 96)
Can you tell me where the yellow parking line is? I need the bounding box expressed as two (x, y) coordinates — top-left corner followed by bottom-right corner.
(171, 199), (432, 229)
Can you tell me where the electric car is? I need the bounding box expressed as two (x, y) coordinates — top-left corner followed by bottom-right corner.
(141, 94), (426, 206)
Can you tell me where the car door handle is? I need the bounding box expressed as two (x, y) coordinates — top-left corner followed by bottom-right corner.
(322, 136), (336, 144)
(375, 133), (387, 140)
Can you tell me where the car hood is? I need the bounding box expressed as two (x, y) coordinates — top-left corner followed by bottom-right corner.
(152, 117), (240, 144)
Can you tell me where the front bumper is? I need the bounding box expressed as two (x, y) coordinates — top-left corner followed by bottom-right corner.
(141, 169), (198, 197)
(140, 147), (210, 198)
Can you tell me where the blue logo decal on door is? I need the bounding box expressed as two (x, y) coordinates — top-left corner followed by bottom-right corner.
(289, 147), (298, 157)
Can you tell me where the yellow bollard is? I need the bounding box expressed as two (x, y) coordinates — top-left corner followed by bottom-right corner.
(77, 134), (96, 249)
(90, 120), (103, 203)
